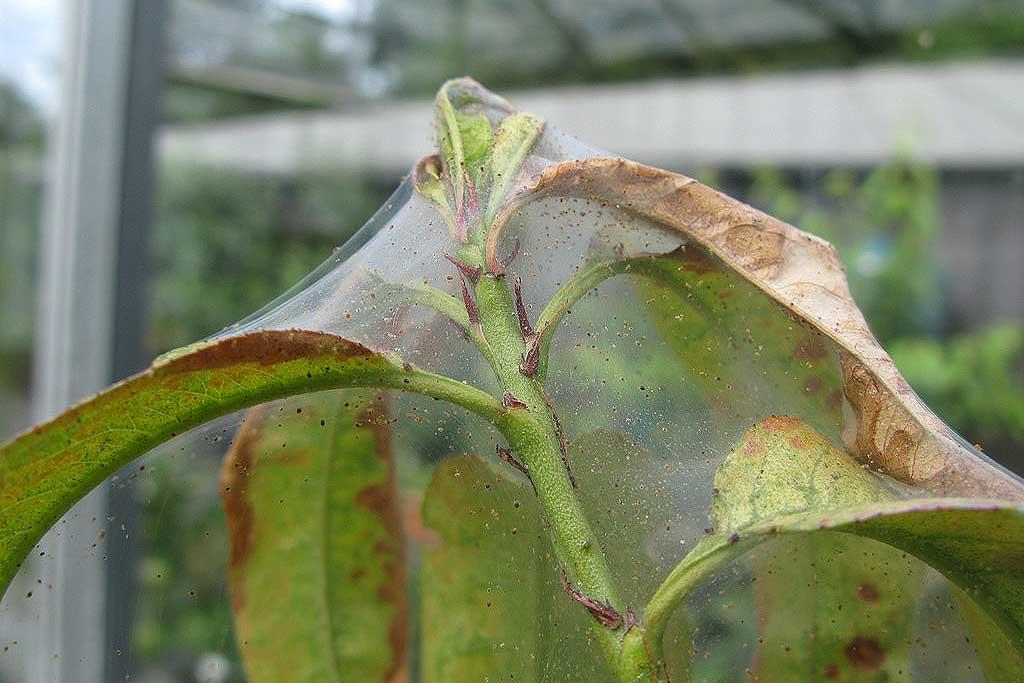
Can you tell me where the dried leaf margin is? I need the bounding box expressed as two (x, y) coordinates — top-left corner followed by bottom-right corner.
(483, 157), (1024, 501)
(222, 394), (408, 682)
(0, 329), (505, 597)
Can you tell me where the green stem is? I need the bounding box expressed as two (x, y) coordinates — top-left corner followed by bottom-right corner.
(532, 254), (682, 384)
(534, 259), (624, 382)
(642, 538), (737, 644)
(388, 363), (509, 425)
(471, 273), (626, 665)
(402, 281), (471, 330)
(612, 540), (741, 683)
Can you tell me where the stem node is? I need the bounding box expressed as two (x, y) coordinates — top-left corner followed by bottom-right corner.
(502, 391), (528, 409)
(446, 253), (483, 281)
(497, 445), (536, 493)
(560, 569), (623, 630)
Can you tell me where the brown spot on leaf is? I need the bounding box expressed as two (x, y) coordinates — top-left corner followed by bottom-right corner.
(760, 415), (801, 433)
(794, 337), (828, 362)
(856, 583), (880, 602)
(743, 438), (766, 457)
(162, 329), (377, 373)
(886, 429), (916, 466)
(220, 405), (266, 612)
(789, 434), (807, 450)
(827, 389), (843, 411)
(804, 376), (823, 395)
(721, 224), (785, 276)
(845, 636), (885, 670)
(824, 663), (839, 679)
(667, 243), (718, 276)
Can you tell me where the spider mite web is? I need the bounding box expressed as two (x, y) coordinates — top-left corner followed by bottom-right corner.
(3, 90), (1019, 682)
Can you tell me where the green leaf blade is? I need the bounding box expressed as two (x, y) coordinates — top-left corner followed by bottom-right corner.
(419, 454), (611, 682)
(753, 533), (920, 682)
(222, 391), (406, 682)
(647, 416), (1024, 677)
(0, 329), (503, 597)
(419, 455), (542, 682)
(485, 112), (543, 225)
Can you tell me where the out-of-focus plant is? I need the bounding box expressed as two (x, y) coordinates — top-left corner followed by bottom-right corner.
(152, 165), (389, 351)
(0, 82), (43, 437)
(745, 162), (1024, 464)
(890, 325), (1024, 456)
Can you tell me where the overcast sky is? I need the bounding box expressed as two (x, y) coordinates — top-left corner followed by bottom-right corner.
(0, 0), (60, 115)
(276, 0), (361, 20)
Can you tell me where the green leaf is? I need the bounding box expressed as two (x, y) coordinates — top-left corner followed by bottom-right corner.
(222, 391), (406, 682)
(485, 112), (543, 225)
(419, 455), (610, 682)
(571, 430), (681, 609)
(955, 588), (1024, 682)
(419, 455), (542, 682)
(645, 416), (1024, 670)
(634, 249), (844, 430)
(752, 533), (921, 681)
(456, 112), (493, 167)
(0, 329), (504, 597)
(434, 81), (484, 216)
(816, 500), (1024, 656)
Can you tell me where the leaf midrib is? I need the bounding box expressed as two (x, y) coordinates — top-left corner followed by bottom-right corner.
(320, 398), (345, 683)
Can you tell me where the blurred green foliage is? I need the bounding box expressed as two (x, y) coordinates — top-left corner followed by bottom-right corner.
(150, 164), (390, 350)
(744, 160), (1024, 464)
(0, 83), (42, 437)
(890, 326), (1024, 457)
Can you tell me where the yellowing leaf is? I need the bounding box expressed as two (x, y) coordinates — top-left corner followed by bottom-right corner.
(222, 392), (406, 682)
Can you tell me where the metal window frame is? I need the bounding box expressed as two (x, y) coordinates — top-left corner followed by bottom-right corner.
(1, 2), (165, 681)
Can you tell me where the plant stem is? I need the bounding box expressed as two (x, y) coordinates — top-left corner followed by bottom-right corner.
(471, 272), (626, 664)
(533, 259), (625, 382)
(387, 363), (508, 424)
(642, 538), (737, 647)
(416, 249), (705, 679)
